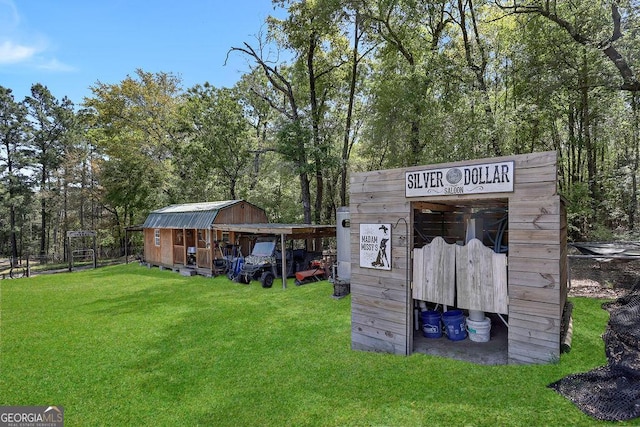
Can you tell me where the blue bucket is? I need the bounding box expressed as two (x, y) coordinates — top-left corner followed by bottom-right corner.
(421, 310), (441, 338)
(442, 310), (467, 341)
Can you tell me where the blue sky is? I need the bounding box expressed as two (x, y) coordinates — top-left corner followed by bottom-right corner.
(0, 0), (283, 105)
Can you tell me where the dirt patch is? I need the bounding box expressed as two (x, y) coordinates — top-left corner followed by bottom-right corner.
(568, 278), (629, 299)
(569, 256), (640, 299)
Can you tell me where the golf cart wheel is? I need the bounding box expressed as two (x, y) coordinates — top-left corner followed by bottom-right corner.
(238, 274), (251, 285)
(260, 271), (275, 288)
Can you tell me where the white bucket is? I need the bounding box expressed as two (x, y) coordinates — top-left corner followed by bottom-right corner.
(468, 310), (485, 322)
(466, 316), (491, 342)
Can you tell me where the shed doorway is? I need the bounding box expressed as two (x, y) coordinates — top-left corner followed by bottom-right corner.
(411, 199), (510, 365)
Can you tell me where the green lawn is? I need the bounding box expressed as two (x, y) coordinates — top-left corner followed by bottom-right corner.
(0, 263), (633, 426)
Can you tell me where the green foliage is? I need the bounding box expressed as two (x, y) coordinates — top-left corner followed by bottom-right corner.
(0, 264), (625, 426)
(0, 86), (34, 257)
(276, 120), (312, 173)
(176, 84), (254, 200)
(243, 151), (304, 223)
(565, 181), (593, 240)
(5, 1), (640, 249)
(99, 155), (164, 219)
(84, 70), (184, 225)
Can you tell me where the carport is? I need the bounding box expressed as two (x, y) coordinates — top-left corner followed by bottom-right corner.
(211, 223), (336, 288)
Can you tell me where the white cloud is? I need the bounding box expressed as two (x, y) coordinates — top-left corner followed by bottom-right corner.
(0, 40), (36, 63)
(0, 0), (20, 30)
(0, 39), (75, 72)
(37, 57), (75, 72)
(0, 1), (70, 71)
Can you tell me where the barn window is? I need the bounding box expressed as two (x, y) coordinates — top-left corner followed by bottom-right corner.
(154, 229), (160, 246)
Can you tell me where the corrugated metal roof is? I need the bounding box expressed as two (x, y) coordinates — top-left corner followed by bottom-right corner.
(142, 200), (240, 229)
(211, 223), (336, 238)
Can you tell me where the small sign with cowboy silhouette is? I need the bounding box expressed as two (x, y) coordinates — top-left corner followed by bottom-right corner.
(359, 223), (391, 271)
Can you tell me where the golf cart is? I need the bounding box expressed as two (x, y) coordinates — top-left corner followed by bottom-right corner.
(237, 236), (321, 288)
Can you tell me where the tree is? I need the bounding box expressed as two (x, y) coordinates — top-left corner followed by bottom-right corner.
(229, 41), (314, 223)
(358, 0), (454, 167)
(236, 70), (280, 190)
(25, 84), (73, 259)
(232, 0), (363, 223)
(235, 70), (305, 222)
(84, 69), (184, 248)
(495, 0), (640, 92)
(493, 1), (640, 233)
(454, 0), (502, 156)
(177, 84), (254, 200)
(272, 0), (354, 222)
(53, 107), (99, 259)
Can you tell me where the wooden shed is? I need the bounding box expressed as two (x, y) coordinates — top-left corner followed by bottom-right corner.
(142, 200), (268, 275)
(349, 151), (568, 365)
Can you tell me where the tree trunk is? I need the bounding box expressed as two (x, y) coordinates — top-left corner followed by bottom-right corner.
(5, 143), (19, 264)
(10, 205), (18, 265)
(631, 94), (639, 231)
(341, 10), (361, 207)
(498, 1), (640, 92)
(457, 0), (501, 156)
(40, 165), (47, 259)
(230, 42), (313, 223)
(308, 31), (323, 224)
(580, 52), (597, 222)
(568, 104), (577, 185)
(300, 171), (312, 224)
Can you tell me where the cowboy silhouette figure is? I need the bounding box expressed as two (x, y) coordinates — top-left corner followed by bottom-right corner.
(372, 237), (389, 268)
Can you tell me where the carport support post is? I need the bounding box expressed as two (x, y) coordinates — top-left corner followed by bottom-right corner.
(281, 233), (287, 289)
(68, 235), (72, 272)
(93, 235), (97, 269)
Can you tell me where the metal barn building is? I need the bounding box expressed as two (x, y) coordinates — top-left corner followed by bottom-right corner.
(142, 200), (268, 275)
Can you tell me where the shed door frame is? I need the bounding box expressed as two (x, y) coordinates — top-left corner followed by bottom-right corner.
(409, 198), (510, 353)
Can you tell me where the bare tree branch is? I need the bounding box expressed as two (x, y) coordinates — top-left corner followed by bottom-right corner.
(228, 42), (300, 120)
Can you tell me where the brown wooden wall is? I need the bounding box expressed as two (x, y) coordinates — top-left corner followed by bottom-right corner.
(143, 202), (267, 269)
(349, 151), (566, 364)
(213, 202), (268, 225)
(160, 229), (173, 265)
(144, 228), (174, 267)
(144, 229), (159, 265)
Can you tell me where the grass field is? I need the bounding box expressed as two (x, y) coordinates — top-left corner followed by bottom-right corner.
(0, 263), (632, 426)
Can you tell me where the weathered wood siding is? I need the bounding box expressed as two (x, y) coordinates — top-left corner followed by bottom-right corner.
(350, 170), (412, 355)
(412, 237), (456, 306)
(507, 152), (564, 364)
(144, 228), (158, 264)
(159, 229), (173, 265)
(143, 228), (174, 267)
(213, 202), (268, 225)
(456, 239), (508, 315)
(350, 151), (566, 364)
